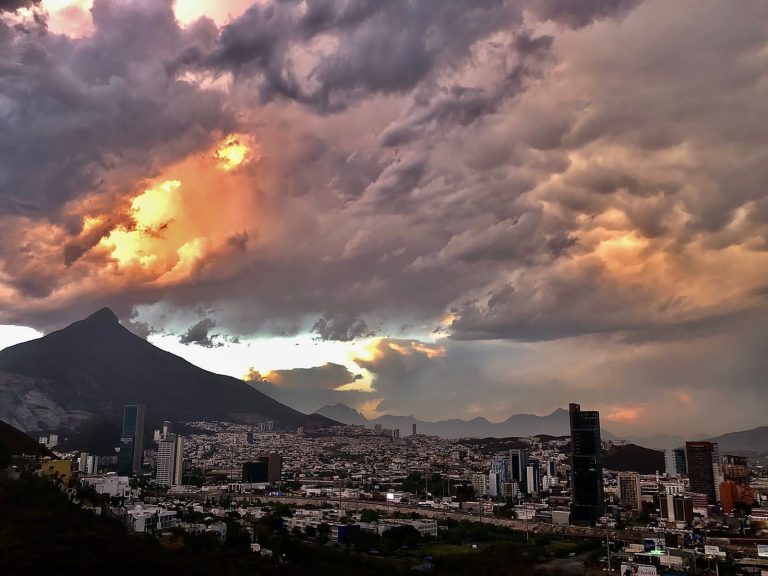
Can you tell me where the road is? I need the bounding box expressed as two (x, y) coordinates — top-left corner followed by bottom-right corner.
(228, 494), (648, 543)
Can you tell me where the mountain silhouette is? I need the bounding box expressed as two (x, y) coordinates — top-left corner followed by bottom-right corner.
(0, 308), (327, 433)
(314, 403), (612, 439)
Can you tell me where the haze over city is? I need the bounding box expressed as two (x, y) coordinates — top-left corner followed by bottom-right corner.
(2, 0), (768, 438)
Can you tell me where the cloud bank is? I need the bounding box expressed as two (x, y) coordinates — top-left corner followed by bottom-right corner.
(1, 0), (768, 434)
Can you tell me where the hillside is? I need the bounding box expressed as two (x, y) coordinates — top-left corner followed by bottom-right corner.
(0, 419), (50, 457)
(0, 308), (331, 435)
(708, 426), (768, 454)
(603, 443), (665, 474)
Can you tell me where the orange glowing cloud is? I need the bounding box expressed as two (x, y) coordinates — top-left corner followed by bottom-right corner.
(73, 133), (262, 287)
(604, 406), (642, 423)
(388, 340), (447, 359)
(215, 134), (258, 172)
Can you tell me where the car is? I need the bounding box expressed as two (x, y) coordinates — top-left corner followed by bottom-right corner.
(568, 552), (576, 557)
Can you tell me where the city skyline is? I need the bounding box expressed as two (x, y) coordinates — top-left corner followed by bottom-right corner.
(1, 1), (768, 436)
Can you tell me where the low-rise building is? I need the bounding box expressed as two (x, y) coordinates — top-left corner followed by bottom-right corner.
(124, 504), (177, 533)
(40, 459), (73, 484)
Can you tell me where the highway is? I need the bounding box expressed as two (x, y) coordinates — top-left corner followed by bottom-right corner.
(232, 494), (649, 543)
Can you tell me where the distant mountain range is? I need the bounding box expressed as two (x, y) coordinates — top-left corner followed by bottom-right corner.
(0, 308), (331, 436)
(315, 403), (621, 440)
(616, 428), (768, 452)
(316, 404), (767, 453)
(707, 427), (768, 453)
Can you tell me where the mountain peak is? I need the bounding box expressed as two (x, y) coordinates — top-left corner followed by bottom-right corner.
(82, 307), (119, 325)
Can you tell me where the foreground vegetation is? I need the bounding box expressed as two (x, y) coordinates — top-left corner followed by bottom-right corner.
(0, 474), (598, 575)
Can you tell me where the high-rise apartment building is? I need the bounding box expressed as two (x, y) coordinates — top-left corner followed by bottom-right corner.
(685, 441), (718, 504)
(118, 404), (145, 477)
(526, 460), (542, 495)
(618, 472), (642, 511)
(470, 473), (489, 497)
(155, 421), (184, 487)
(569, 403), (604, 525)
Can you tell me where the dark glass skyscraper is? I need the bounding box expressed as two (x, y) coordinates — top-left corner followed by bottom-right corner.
(509, 448), (529, 494)
(685, 441), (718, 504)
(117, 404), (145, 476)
(569, 403), (604, 525)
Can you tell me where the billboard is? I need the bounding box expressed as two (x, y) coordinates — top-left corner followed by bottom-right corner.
(621, 563), (657, 576)
(758, 544), (768, 558)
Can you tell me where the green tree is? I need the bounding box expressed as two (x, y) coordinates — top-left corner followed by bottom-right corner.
(360, 509), (380, 523)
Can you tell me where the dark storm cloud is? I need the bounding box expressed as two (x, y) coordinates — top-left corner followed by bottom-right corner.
(0, 0), (39, 12)
(312, 313), (375, 342)
(179, 318), (218, 348)
(527, 0), (643, 29)
(246, 362), (367, 414)
(379, 32), (553, 148)
(206, 0), (525, 111)
(0, 0), (235, 218)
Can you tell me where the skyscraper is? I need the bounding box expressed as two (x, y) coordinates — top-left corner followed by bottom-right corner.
(155, 422), (184, 487)
(156, 437), (176, 486)
(569, 403), (604, 525)
(526, 460), (542, 495)
(685, 441), (718, 504)
(664, 447), (687, 477)
(118, 404), (145, 477)
(509, 448), (529, 494)
(173, 435), (184, 486)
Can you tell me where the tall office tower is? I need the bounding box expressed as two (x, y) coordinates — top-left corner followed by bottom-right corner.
(685, 441), (719, 504)
(488, 472), (499, 497)
(491, 454), (510, 483)
(173, 435), (184, 486)
(412, 423), (417, 437)
(665, 447), (687, 477)
(526, 460), (542, 495)
(267, 452), (282, 483)
(569, 403), (604, 525)
(618, 472), (642, 511)
(509, 448), (530, 494)
(118, 404), (146, 476)
(547, 459), (557, 477)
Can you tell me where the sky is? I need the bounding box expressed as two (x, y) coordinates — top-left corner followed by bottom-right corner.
(1, 0), (767, 437)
